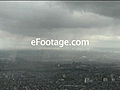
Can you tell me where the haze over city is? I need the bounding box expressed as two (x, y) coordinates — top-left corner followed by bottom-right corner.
(1, 2), (120, 90)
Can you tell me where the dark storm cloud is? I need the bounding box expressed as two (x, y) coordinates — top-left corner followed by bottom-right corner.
(0, 2), (120, 49)
(60, 2), (120, 19)
(0, 2), (118, 38)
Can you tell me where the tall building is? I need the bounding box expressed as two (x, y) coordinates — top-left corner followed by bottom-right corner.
(84, 78), (93, 83)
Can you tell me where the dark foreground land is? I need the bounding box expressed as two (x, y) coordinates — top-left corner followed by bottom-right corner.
(1, 50), (120, 90)
(0, 60), (120, 90)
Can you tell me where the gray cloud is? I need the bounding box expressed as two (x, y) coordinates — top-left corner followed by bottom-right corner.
(60, 2), (120, 19)
(0, 2), (119, 37)
(0, 2), (120, 49)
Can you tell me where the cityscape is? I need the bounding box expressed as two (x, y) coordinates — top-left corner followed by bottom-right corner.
(0, 1), (120, 90)
(0, 50), (120, 90)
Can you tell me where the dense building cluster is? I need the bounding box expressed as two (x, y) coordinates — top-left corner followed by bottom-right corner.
(0, 59), (120, 90)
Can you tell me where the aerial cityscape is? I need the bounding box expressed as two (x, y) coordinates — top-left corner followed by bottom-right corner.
(0, 1), (120, 90)
(0, 50), (120, 90)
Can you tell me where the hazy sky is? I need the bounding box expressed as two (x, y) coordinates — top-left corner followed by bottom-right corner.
(0, 1), (120, 50)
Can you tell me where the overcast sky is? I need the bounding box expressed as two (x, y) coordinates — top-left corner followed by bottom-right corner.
(0, 1), (120, 50)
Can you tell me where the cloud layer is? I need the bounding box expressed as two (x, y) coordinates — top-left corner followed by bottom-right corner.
(0, 2), (120, 50)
